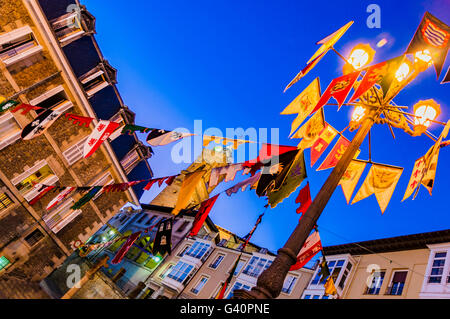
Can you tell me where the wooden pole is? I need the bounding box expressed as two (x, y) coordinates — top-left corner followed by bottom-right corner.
(234, 109), (379, 299)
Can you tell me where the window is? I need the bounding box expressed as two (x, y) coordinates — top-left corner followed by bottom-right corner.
(80, 70), (109, 97)
(177, 245), (191, 257)
(63, 136), (89, 165)
(120, 149), (140, 174)
(0, 256), (10, 271)
(24, 228), (44, 246)
(303, 294), (311, 299)
(12, 161), (58, 202)
(160, 264), (174, 279)
(30, 86), (72, 115)
(176, 221), (190, 233)
(365, 271), (385, 295)
(91, 172), (114, 200)
(242, 256), (273, 278)
(191, 276), (208, 294)
(209, 254), (225, 269)
(338, 262), (353, 289)
(233, 260), (246, 276)
(386, 271), (407, 296)
(43, 199), (82, 233)
(226, 281), (251, 299)
(217, 239), (227, 247)
(312, 295), (320, 299)
(137, 214), (148, 224)
(0, 192), (14, 212)
(0, 113), (21, 150)
(428, 252), (447, 284)
(311, 259), (345, 285)
(185, 242), (211, 259)
(322, 295), (329, 299)
(0, 26), (42, 66)
(167, 262), (194, 283)
(51, 12), (84, 43)
(145, 216), (157, 226)
(282, 275), (298, 294)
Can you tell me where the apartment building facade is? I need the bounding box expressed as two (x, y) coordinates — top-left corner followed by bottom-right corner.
(0, 0), (152, 298)
(301, 229), (450, 299)
(142, 223), (314, 299)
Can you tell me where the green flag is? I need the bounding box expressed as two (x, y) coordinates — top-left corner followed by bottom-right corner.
(268, 150), (307, 208)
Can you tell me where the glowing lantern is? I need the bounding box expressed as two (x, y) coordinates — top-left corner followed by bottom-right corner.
(343, 44), (375, 74)
(351, 105), (366, 123)
(413, 99), (440, 134)
(414, 49), (433, 72)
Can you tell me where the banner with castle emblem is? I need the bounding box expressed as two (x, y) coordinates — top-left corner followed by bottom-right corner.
(310, 124), (338, 166)
(406, 11), (450, 79)
(310, 70), (361, 115)
(352, 164), (403, 214)
(152, 219), (173, 256)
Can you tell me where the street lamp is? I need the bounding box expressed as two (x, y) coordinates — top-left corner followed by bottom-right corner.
(414, 49), (433, 72)
(234, 28), (446, 301)
(413, 99), (441, 134)
(343, 43), (375, 74)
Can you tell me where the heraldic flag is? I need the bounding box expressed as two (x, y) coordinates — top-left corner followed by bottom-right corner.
(283, 21), (353, 92)
(290, 231), (322, 271)
(405, 12), (450, 79)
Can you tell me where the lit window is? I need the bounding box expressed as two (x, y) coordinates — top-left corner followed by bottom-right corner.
(282, 275), (298, 294)
(0, 26), (42, 66)
(209, 254), (225, 269)
(167, 261), (194, 283)
(365, 271), (385, 295)
(191, 276), (208, 294)
(0, 256), (10, 271)
(428, 252), (447, 284)
(0, 113), (21, 150)
(12, 162), (58, 202)
(24, 228), (44, 246)
(386, 271), (407, 296)
(63, 136), (89, 165)
(0, 192), (14, 212)
(43, 199), (82, 233)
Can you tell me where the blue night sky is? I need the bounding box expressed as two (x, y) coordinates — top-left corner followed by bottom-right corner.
(83, 0), (450, 256)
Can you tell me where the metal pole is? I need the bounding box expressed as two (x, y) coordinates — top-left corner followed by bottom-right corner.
(234, 108), (380, 299)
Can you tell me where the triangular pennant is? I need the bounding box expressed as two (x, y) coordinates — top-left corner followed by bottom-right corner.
(351, 164), (403, 214)
(292, 108), (326, 150)
(309, 71), (361, 115)
(339, 160), (366, 204)
(21, 109), (62, 140)
(190, 194), (220, 236)
(310, 124), (338, 166)
(147, 129), (194, 146)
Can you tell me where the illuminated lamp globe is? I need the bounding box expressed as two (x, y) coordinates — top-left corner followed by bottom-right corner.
(414, 49), (433, 72)
(413, 99), (440, 134)
(395, 59), (413, 82)
(351, 105), (366, 123)
(343, 44), (375, 74)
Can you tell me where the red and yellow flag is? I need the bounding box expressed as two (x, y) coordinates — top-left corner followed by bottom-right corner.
(310, 124), (338, 166)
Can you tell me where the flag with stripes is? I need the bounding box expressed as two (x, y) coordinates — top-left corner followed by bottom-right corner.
(406, 12), (450, 79)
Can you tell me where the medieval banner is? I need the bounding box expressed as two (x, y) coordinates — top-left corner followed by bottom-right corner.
(268, 150), (307, 208)
(352, 164), (403, 214)
(292, 108), (326, 150)
(83, 120), (121, 158)
(310, 124), (338, 166)
(339, 160), (366, 204)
